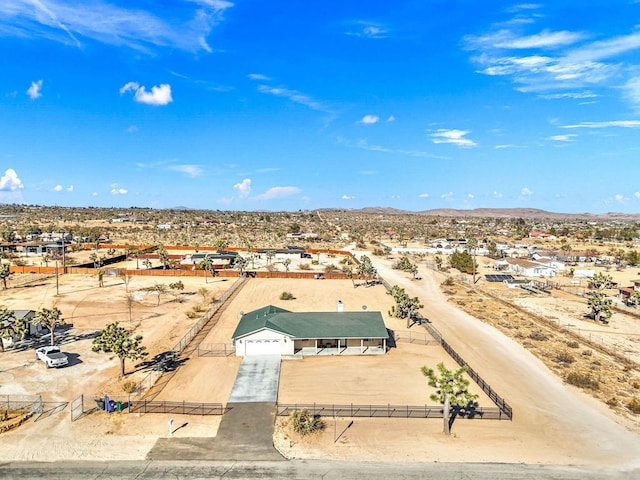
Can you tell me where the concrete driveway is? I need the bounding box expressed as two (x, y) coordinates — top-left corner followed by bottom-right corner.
(227, 355), (281, 403)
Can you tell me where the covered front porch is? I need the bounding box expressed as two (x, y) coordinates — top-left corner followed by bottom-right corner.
(294, 338), (386, 356)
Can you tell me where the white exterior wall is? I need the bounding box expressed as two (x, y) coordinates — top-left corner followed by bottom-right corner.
(235, 329), (294, 357)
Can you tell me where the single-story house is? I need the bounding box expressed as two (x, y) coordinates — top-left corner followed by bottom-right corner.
(231, 305), (389, 357)
(494, 258), (557, 277)
(1, 310), (42, 346)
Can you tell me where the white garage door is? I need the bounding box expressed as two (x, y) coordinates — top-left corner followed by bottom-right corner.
(245, 339), (281, 356)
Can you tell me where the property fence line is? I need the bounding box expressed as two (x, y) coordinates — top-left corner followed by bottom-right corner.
(377, 273), (513, 421)
(0, 394), (43, 414)
(35, 401), (68, 422)
(276, 403), (508, 420)
(129, 400), (226, 415)
(393, 330), (434, 345)
(197, 343), (235, 357)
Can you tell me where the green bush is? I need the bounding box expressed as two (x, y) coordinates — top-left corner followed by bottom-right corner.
(289, 409), (325, 436)
(280, 291), (295, 300)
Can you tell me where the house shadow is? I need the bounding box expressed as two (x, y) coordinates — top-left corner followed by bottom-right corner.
(386, 329), (397, 349)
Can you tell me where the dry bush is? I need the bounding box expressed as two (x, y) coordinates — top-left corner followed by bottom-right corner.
(299, 263), (311, 270)
(628, 398), (640, 414)
(528, 330), (549, 341)
(289, 409), (325, 436)
(121, 380), (137, 394)
(566, 372), (599, 390)
(566, 340), (580, 349)
(280, 291), (295, 300)
(555, 351), (575, 364)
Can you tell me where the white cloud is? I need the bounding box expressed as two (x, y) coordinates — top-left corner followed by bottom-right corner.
(467, 193), (475, 199)
(635, 192), (640, 199)
(67, 185), (74, 192)
(254, 186), (301, 201)
(347, 21), (388, 39)
(489, 29), (586, 49)
(430, 129), (477, 147)
(27, 80), (43, 99)
(521, 187), (533, 197)
(615, 193), (626, 203)
(623, 77), (640, 110)
(548, 134), (577, 141)
(168, 164), (203, 178)
(0, 0), (233, 53)
(495, 144), (517, 149)
(441, 192), (455, 201)
(341, 194), (355, 200)
(561, 120), (640, 129)
(418, 193), (429, 198)
(257, 85), (330, 113)
(92, 192), (98, 196)
(359, 114), (379, 124)
(120, 82), (173, 106)
(539, 91), (597, 100)
(0, 169), (23, 191)
(493, 191), (503, 198)
(248, 73), (270, 81)
(111, 188), (128, 195)
(386, 115), (395, 122)
(233, 178), (251, 197)
(343, 137), (445, 159)
(53, 184), (63, 192)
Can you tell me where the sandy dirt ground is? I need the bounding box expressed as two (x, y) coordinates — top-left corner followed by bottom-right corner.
(1, 259), (640, 471)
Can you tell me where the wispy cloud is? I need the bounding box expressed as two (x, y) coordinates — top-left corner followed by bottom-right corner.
(465, 11), (640, 107)
(520, 187), (533, 197)
(120, 82), (173, 106)
(548, 134), (577, 141)
(52, 184), (63, 192)
(418, 193), (429, 198)
(561, 120), (640, 129)
(168, 164), (204, 178)
(441, 192), (455, 201)
(111, 187), (128, 195)
(346, 21), (388, 39)
(358, 114), (379, 124)
(248, 73), (270, 81)
(27, 80), (43, 99)
(340, 137), (445, 159)
(254, 186), (301, 201)
(341, 194), (355, 200)
(430, 129), (477, 147)
(257, 84), (330, 113)
(0, 0), (233, 52)
(233, 178), (251, 197)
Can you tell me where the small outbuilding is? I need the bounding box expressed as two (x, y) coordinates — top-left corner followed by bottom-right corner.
(232, 305), (389, 357)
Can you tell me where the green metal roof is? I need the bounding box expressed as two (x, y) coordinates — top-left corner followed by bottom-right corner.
(232, 305), (388, 340)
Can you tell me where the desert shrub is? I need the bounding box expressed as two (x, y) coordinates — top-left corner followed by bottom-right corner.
(566, 340), (580, 349)
(372, 248), (385, 256)
(121, 380), (137, 394)
(311, 260), (319, 265)
(289, 409), (325, 436)
(528, 330), (549, 341)
(582, 349), (593, 356)
(627, 398), (640, 414)
(185, 311), (199, 319)
(566, 372), (599, 390)
(555, 351), (575, 364)
(623, 364), (632, 373)
(299, 263), (311, 270)
(632, 381), (640, 390)
(441, 277), (455, 287)
(280, 291), (295, 300)
(606, 397), (618, 407)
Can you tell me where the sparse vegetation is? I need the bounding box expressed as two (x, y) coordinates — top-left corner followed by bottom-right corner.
(566, 372), (600, 390)
(289, 409), (325, 436)
(279, 291), (295, 300)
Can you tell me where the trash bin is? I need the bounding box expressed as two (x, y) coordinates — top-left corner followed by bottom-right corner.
(95, 398), (105, 411)
(116, 401), (122, 412)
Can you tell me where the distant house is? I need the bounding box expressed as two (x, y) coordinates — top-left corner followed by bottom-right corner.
(494, 258), (557, 277)
(232, 305), (388, 357)
(1, 310), (42, 346)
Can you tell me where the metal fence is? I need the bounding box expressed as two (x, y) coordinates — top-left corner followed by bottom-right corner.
(129, 400), (226, 415)
(0, 394), (43, 414)
(276, 403), (507, 420)
(197, 343), (235, 357)
(378, 273), (513, 421)
(394, 330), (434, 345)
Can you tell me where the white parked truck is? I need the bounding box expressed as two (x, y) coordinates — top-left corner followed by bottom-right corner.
(36, 346), (69, 368)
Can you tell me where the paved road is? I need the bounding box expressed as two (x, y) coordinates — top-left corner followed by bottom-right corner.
(0, 459), (635, 479)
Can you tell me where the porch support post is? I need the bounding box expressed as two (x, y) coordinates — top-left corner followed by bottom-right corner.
(360, 338), (364, 354)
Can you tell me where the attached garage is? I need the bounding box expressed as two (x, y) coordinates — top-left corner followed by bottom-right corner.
(245, 338), (282, 356)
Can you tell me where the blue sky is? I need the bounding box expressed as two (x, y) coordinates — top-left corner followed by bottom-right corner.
(2, 1), (640, 213)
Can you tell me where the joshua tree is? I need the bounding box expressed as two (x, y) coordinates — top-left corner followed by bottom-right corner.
(34, 306), (66, 346)
(200, 256), (213, 283)
(92, 322), (148, 377)
(586, 291), (613, 323)
(421, 362), (478, 435)
(0, 308), (27, 352)
(235, 256), (248, 276)
(283, 258), (291, 272)
(0, 263), (13, 289)
(157, 246), (169, 270)
(387, 285), (424, 328)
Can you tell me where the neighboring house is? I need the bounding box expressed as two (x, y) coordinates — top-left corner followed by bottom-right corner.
(494, 258), (557, 277)
(232, 305), (389, 357)
(619, 280), (640, 304)
(1, 310), (41, 346)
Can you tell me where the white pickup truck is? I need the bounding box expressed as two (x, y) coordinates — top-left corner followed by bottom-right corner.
(36, 346), (69, 368)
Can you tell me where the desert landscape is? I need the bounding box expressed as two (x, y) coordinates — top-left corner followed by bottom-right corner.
(0, 207), (640, 475)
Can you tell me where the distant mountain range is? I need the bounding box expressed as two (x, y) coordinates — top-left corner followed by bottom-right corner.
(328, 207), (640, 221)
